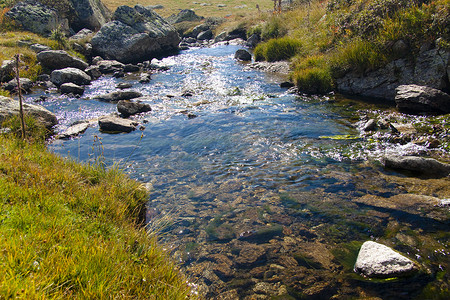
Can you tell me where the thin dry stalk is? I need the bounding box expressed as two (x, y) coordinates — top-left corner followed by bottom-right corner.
(14, 53), (26, 139)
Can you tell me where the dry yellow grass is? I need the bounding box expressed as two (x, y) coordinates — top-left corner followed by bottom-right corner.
(102, 0), (275, 18)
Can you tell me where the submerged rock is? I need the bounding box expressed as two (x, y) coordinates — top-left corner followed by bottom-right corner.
(354, 241), (417, 278)
(117, 99), (152, 117)
(395, 85), (450, 115)
(37, 50), (89, 71)
(236, 244), (266, 267)
(0, 96), (57, 128)
(383, 155), (450, 178)
(98, 115), (137, 133)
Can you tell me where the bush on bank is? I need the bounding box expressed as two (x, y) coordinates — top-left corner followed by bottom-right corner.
(254, 37), (302, 62)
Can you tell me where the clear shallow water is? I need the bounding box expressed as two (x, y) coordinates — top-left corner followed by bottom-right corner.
(31, 45), (449, 299)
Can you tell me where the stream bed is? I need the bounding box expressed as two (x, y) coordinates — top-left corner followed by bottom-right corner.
(30, 44), (449, 299)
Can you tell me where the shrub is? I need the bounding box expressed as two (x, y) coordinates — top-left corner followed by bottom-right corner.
(254, 43), (266, 61)
(329, 39), (387, 75)
(293, 67), (334, 94)
(254, 37), (302, 62)
(50, 25), (68, 49)
(261, 16), (287, 41)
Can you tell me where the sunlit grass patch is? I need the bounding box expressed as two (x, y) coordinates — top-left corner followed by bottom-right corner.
(0, 132), (194, 299)
(254, 36), (302, 62)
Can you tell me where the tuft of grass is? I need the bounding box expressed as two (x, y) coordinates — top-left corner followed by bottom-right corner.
(293, 66), (334, 95)
(1, 114), (49, 143)
(329, 38), (388, 75)
(291, 54), (334, 94)
(0, 131), (195, 299)
(261, 16), (287, 41)
(0, 88), (10, 97)
(254, 36), (302, 62)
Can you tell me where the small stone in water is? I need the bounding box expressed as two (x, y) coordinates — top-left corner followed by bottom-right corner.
(117, 82), (133, 89)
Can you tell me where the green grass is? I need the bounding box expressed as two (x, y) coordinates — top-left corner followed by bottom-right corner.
(233, 0), (450, 94)
(254, 36), (302, 62)
(0, 31), (59, 82)
(103, 0), (275, 18)
(0, 125), (194, 299)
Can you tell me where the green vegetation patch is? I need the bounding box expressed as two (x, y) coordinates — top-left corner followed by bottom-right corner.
(0, 132), (193, 298)
(254, 37), (302, 62)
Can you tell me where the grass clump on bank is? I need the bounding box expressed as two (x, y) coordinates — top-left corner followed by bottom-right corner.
(236, 0), (449, 94)
(254, 36), (302, 62)
(0, 126), (194, 298)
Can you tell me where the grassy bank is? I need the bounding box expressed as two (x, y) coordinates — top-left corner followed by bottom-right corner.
(0, 127), (194, 298)
(102, 0), (274, 18)
(237, 0), (449, 94)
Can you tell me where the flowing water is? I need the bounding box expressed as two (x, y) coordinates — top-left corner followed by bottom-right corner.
(30, 44), (449, 299)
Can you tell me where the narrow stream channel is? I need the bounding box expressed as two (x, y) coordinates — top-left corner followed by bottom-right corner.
(29, 44), (449, 299)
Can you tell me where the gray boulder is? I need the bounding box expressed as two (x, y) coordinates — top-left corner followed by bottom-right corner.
(117, 99), (152, 117)
(167, 9), (203, 24)
(0, 60), (15, 82)
(187, 23), (210, 38)
(84, 65), (102, 79)
(0, 96), (57, 128)
(50, 68), (91, 86)
(68, 0), (112, 32)
(383, 155), (450, 178)
(5, 0), (70, 36)
(214, 31), (228, 43)
(354, 241), (417, 278)
(94, 90), (143, 102)
(246, 33), (260, 48)
(336, 48), (449, 100)
(197, 30), (213, 41)
(395, 85), (450, 115)
(235, 49), (252, 61)
(69, 29), (94, 41)
(3, 78), (33, 93)
(96, 59), (125, 74)
(60, 83), (85, 95)
(58, 121), (90, 139)
(37, 50), (88, 71)
(30, 43), (51, 53)
(98, 115), (137, 133)
(91, 5), (180, 63)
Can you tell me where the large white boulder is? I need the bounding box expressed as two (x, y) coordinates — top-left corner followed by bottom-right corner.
(354, 241), (418, 278)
